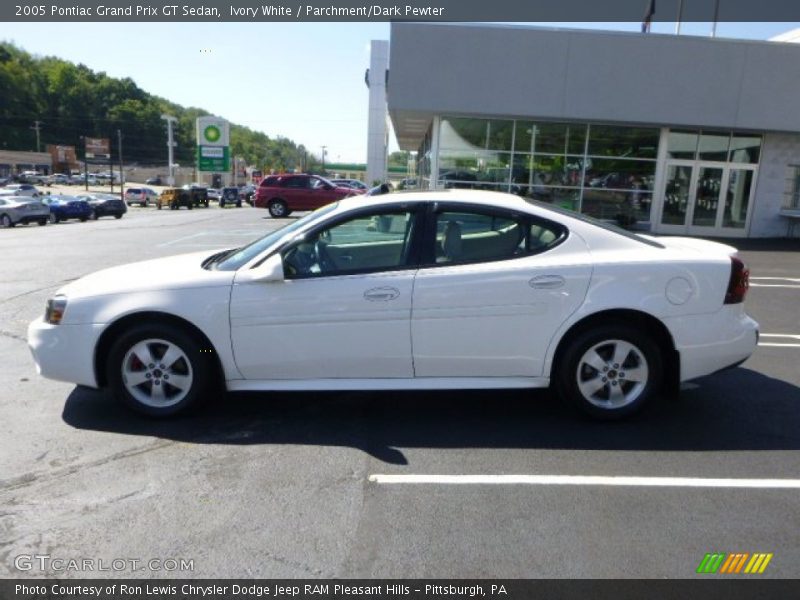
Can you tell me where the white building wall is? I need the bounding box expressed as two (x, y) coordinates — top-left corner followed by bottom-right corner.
(750, 133), (800, 237)
(366, 40), (389, 186)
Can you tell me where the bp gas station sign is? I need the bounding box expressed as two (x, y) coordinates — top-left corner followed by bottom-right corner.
(196, 117), (230, 172)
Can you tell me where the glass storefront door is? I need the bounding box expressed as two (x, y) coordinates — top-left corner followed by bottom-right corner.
(657, 161), (755, 236)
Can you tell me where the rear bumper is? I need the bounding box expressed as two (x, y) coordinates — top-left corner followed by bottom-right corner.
(663, 305), (759, 382)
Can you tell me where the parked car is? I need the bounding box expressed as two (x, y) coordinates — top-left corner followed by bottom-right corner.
(76, 193), (127, 220)
(157, 186), (209, 210)
(254, 174), (363, 217)
(40, 195), (93, 223)
(27, 190), (757, 419)
(125, 187), (159, 207)
(331, 178), (369, 191)
(3, 183), (41, 197)
(145, 176), (163, 186)
(239, 184), (256, 206)
(47, 174), (70, 186)
(19, 171), (47, 185)
(68, 173), (98, 186)
(0, 196), (50, 227)
(439, 170), (479, 189)
(396, 178), (417, 190)
(207, 188), (221, 202)
(220, 187), (242, 208)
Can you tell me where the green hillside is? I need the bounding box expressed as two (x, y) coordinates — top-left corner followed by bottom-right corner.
(0, 42), (312, 171)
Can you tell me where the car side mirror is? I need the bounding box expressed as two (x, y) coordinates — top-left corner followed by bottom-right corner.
(247, 253), (284, 283)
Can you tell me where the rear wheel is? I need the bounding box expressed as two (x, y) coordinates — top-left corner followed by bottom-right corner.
(554, 324), (662, 420)
(49, 213), (59, 224)
(37, 218), (47, 226)
(268, 199), (289, 218)
(106, 324), (213, 417)
(114, 214), (123, 219)
(79, 216), (88, 222)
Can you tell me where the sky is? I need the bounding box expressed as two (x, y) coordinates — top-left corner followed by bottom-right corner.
(3, 21), (799, 164)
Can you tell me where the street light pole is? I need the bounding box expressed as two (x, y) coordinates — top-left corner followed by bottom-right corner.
(321, 145), (327, 174)
(161, 114), (178, 186)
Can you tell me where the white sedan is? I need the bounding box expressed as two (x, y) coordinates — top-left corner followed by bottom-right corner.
(28, 191), (758, 419)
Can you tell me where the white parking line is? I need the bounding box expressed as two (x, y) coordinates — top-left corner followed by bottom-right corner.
(750, 277), (800, 289)
(750, 277), (800, 282)
(368, 474), (800, 489)
(758, 333), (800, 347)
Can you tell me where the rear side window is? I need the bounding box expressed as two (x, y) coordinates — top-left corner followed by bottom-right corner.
(433, 209), (565, 265)
(262, 176), (279, 187)
(283, 177), (309, 189)
(126, 189), (141, 194)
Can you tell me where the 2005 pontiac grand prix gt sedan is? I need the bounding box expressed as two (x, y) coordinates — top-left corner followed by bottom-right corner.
(28, 190), (758, 419)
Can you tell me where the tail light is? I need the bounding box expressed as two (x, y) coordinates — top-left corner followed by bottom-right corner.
(724, 256), (749, 304)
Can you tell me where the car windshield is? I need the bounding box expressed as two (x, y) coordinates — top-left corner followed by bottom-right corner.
(213, 203), (340, 271)
(525, 198), (665, 248)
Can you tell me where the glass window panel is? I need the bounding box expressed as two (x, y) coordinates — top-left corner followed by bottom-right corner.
(588, 125), (659, 159)
(518, 186), (581, 212)
(667, 129), (699, 160)
(440, 117), (513, 152)
(723, 169), (753, 228)
(283, 210), (415, 278)
(435, 211), (526, 264)
(661, 165), (693, 226)
(532, 154), (584, 188)
(581, 188), (651, 223)
(692, 167), (723, 227)
(729, 135), (761, 164)
(698, 132), (730, 161)
(584, 158), (656, 191)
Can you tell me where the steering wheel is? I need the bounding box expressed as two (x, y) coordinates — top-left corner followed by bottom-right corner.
(315, 240), (335, 273)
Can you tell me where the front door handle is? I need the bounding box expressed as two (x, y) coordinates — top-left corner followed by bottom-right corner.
(529, 275), (565, 290)
(364, 286), (400, 301)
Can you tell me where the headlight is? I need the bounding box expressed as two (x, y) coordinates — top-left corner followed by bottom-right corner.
(45, 296), (68, 325)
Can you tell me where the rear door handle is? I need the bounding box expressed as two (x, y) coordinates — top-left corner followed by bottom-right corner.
(364, 286), (400, 301)
(529, 275), (565, 290)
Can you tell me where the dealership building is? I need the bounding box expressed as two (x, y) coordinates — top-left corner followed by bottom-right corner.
(382, 23), (800, 238)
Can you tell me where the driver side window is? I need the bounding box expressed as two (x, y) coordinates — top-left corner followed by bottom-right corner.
(282, 210), (416, 279)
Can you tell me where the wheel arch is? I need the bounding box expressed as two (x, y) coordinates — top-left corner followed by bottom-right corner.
(94, 311), (225, 389)
(548, 308), (680, 393)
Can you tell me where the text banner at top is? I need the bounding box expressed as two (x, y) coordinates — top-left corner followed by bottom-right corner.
(5, 0), (800, 22)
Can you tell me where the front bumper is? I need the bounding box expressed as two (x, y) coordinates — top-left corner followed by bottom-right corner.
(27, 318), (105, 388)
(663, 305), (759, 382)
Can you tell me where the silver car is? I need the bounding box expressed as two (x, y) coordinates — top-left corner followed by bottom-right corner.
(0, 196), (50, 227)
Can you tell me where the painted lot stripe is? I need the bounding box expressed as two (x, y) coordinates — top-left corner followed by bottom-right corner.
(750, 277), (800, 282)
(369, 474), (800, 489)
(758, 333), (800, 347)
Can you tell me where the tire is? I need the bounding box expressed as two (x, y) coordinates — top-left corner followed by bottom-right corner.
(554, 323), (663, 420)
(106, 324), (213, 417)
(236, 201), (241, 208)
(140, 201), (146, 208)
(114, 214), (123, 219)
(268, 199), (289, 218)
(219, 199), (225, 208)
(49, 213), (59, 224)
(38, 218), (47, 226)
(90, 210), (98, 220)
(188, 202), (193, 210)
(79, 216), (88, 222)
(157, 203), (162, 210)
(1, 214), (14, 228)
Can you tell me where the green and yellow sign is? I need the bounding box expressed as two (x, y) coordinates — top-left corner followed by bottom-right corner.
(196, 117), (230, 172)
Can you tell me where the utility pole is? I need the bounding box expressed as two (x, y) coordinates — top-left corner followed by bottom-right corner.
(321, 145), (327, 174)
(31, 121), (43, 152)
(115, 129), (124, 196)
(161, 114), (178, 186)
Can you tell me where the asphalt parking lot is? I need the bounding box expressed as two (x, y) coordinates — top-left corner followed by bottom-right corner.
(1, 204), (799, 579)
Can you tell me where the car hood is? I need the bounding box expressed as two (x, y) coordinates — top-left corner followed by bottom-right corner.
(58, 250), (235, 300)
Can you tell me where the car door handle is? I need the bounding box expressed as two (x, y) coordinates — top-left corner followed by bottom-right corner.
(364, 287), (400, 301)
(529, 275), (565, 289)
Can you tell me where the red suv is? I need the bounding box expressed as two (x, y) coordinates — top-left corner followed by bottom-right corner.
(254, 174), (362, 218)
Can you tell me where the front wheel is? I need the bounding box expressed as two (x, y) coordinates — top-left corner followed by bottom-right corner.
(38, 218), (47, 226)
(49, 213), (59, 224)
(90, 210), (98, 220)
(106, 324), (213, 417)
(1, 214), (14, 228)
(554, 324), (662, 420)
(114, 214), (123, 219)
(268, 199), (289, 218)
